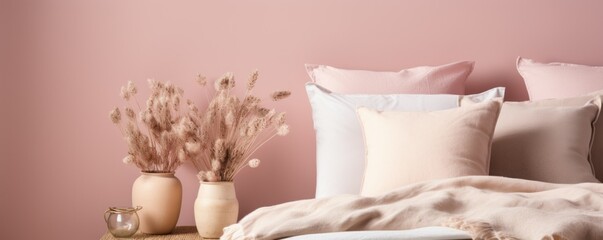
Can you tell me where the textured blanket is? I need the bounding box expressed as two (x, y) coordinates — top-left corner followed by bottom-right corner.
(221, 176), (603, 240)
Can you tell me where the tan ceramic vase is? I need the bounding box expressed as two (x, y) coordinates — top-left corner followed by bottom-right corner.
(194, 181), (239, 239)
(132, 171), (182, 234)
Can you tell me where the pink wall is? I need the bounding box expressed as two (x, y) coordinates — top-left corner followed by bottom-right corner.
(3, 0), (603, 239)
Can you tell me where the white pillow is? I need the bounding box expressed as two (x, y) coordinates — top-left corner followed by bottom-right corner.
(306, 83), (505, 198)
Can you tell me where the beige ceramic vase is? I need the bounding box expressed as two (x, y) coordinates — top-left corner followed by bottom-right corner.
(132, 171), (182, 234)
(194, 181), (239, 239)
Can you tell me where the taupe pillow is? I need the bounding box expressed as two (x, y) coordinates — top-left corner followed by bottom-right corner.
(490, 96), (602, 183)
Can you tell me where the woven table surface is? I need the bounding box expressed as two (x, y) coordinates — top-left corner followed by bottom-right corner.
(101, 226), (203, 240)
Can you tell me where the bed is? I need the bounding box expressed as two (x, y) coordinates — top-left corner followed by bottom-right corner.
(221, 58), (603, 240)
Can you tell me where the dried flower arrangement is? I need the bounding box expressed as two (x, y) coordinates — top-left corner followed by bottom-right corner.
(179, 70), (291, 182)
(110, 80), (188, 173)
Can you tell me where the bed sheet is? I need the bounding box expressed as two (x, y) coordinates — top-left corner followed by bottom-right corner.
(283, 227), (471, 240)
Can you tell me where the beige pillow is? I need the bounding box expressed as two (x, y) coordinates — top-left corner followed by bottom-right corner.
(358, 100), (502, 196)
(490, 96), (602, 183)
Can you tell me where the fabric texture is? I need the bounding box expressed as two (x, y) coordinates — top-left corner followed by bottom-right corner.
(221, 176), (603, 240)
(517, 57), (603, 100)
(305, 61), (474, 94)
(357, 100), (502, 196)
(490, 97), (602, 183)
(305, 83), (505, 198)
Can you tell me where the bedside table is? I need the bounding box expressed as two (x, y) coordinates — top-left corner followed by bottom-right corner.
(100, 226), (201, 240)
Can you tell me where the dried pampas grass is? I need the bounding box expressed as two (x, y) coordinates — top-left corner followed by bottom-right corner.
(109, 70), (290, 179)
(110, 80), (190, 173)
(182, 70), (291, 182)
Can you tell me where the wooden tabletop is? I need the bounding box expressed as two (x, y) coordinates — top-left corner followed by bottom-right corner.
(101, 226), (203, 240)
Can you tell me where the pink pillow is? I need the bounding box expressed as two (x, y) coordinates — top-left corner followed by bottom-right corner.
(305, 61), (474, 94)
(517, 57), (603, 100)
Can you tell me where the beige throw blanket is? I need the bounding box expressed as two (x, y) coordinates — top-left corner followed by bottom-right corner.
(221, 176), (603, 240)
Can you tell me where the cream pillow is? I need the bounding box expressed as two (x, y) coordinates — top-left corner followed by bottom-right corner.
(358, 100), (502, 196)
(490, 97), (602, 183)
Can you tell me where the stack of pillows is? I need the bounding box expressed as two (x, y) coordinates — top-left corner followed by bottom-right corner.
(306, 58), (603, 198)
